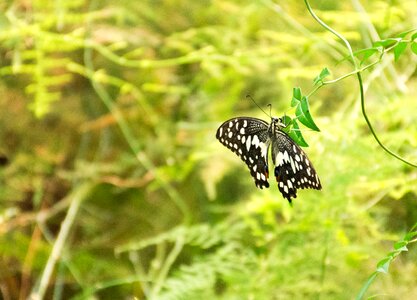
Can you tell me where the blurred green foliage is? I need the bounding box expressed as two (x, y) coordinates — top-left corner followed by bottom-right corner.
(0, 0), (417, 299)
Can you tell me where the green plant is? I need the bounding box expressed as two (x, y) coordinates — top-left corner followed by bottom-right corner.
(1, 0), (417, 299)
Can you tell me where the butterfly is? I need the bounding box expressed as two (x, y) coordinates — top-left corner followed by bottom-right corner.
(216, 116), (321, 203)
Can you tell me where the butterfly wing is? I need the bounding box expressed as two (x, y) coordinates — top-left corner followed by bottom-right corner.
(216, 117), (270, 189)
(271, 130), (321, 202)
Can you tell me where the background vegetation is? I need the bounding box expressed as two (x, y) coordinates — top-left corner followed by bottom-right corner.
(1, 0), (417, 299)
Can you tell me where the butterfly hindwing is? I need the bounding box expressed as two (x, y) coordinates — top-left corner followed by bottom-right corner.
(271, 130), (321, 202)
(216, 117), (270, 189)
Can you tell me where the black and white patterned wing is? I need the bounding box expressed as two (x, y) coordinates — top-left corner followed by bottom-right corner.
(271, 131), (321, 202)
(216, 117), (270, 189)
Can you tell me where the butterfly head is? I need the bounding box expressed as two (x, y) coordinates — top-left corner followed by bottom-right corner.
(271, 117), (287, 129)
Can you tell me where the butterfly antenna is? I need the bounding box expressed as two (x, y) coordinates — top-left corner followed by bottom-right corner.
(245, 94), (270, 118)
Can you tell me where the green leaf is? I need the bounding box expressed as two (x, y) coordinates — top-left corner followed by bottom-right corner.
(281, 115), (292, 127)
(394, 42), (407, 61)
(373, 38), (399, 48)
(283, 126), (308, 147)
(411, 42), (417, 55)
(291, 87), (302, 107)
(291, 119), (308, 147)
(397, 29), (417, 38)
(286, 130), (308, 147)
(280, 117), (308, 147)
(313, 67), (330, 85)
(376, 258), (391, 273)
(393, 241), (408, 251)
(412, 32), (417, 41)
(404, 231), (417, 241)
(359, 48), (380, 64)
(295, 97), (320, 131)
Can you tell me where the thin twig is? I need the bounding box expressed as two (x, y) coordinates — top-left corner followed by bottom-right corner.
(29, 183), (93, 300)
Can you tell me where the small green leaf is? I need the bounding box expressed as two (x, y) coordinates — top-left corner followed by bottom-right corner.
(281, 115), (292, 127)
(404, 231), (417, 241)
(397, 29), (416, 38)
(313, 67), (330, 85)
(393, 241), (408, 251)
(411, 42), (417, 55)
(412, 32), (417, 41)
(295, 97), (320, 131)
(286, 130), (308, 147)
(376, 258), (391, 273)
(360, 48), (380, 64)
(283, 126), (308, 147)
(291, 119), (308, 147)
(395, 245), (408, 252)
(291, 87), (302, 107)
(373, 38), (399, 48)
(280, 117), (308, 147)
(394, 42), (407, 61)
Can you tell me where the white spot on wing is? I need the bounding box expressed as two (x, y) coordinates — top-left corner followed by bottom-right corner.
(276, 152), (284, 166)
(290, 157), (296, 173)
(283, 151), (290, 163)
(259, 142), (268, 162)
(228, 131), (233, 138)
(246, 136), (252, 152)
(240, 128), (245, 134)
(252, 135), (260, 147)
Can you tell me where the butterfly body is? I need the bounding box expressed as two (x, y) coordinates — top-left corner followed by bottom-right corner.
(216, 116), (321, 203)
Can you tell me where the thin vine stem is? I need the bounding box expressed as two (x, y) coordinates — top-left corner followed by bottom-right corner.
(304, 0), (357, 69)
(304, 0), (417, 168)
(357, 72), (417, 167)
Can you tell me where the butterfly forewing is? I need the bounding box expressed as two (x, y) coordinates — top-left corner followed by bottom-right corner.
(216, 117), (270, 189)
